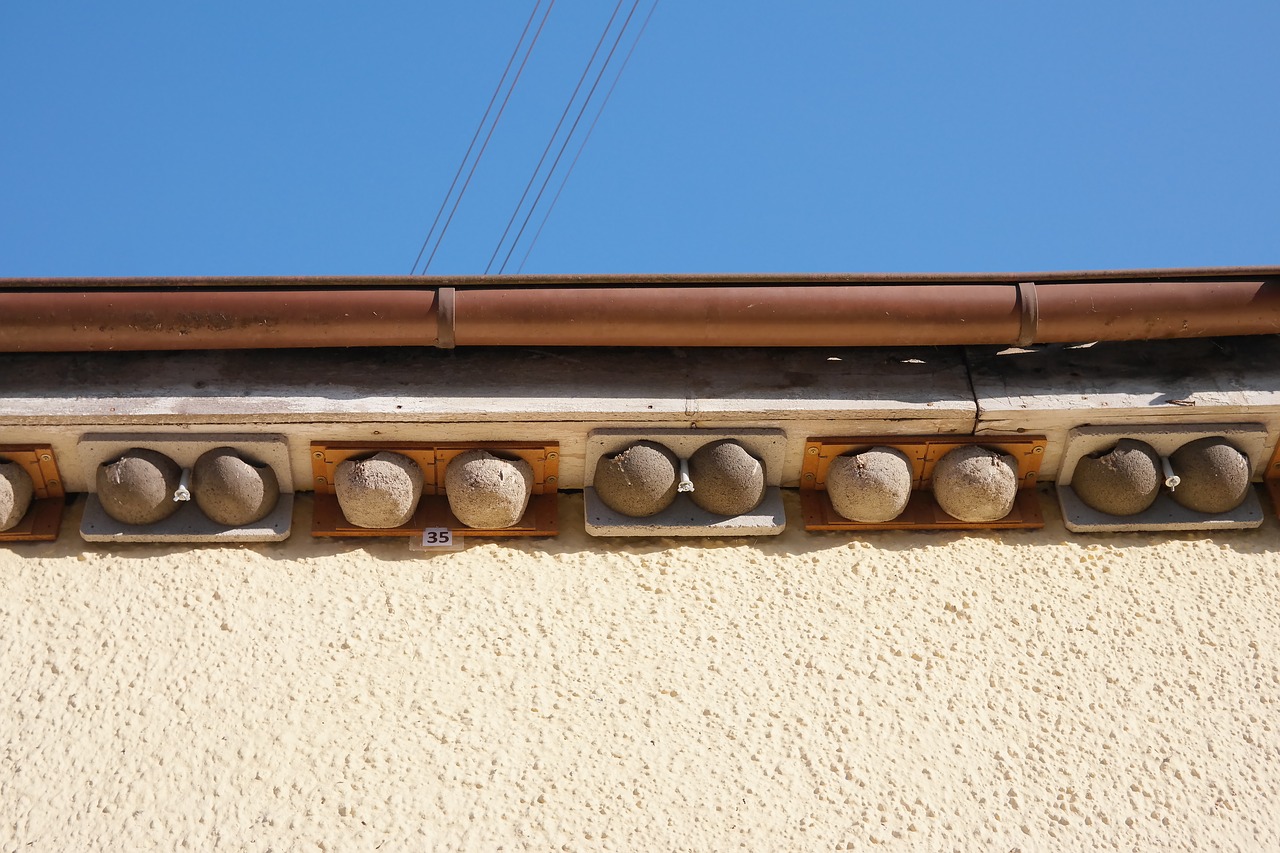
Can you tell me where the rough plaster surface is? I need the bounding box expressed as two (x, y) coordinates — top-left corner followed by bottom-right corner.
(5, 492), (1280, 851)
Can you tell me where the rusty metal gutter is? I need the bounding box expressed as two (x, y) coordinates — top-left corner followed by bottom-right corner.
(1, 268), (1277, 352)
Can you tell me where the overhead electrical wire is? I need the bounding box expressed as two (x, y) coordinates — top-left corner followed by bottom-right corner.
(410, 0), (556, 275)
(483, 0), (628, 275)
(496, 0), (646, 274)
(409, 1), (542, 275)
(516, 0), (659, 273)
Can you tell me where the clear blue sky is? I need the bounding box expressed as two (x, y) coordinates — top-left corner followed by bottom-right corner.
(2, 2), (1277, 277)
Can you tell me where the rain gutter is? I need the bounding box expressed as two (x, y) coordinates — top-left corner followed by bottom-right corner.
(1, 268), (1277, 352)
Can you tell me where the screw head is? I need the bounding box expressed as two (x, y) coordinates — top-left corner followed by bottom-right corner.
(313, 451), (324, 459)
(807, 446), (819, 455)
(546, 475), (557, 483)
(1032, 446), (1043, 454)
(803, 472), (815, 481)
(47, 479), (58, 486)
(547, 451), (558, 460)
(315, 476), (327, 484)
(40, 454), (52, 462)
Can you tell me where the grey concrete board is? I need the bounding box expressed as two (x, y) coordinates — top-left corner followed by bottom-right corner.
(1056, 423), (1270, 486)
(78, 433), (293, 494)
(80, 493), (293, 542)
(969, 338), (1280, 479)
(681, 347), (973, 419)
(1, 347), (976, 492)
(0, 346), (975, 425)
(1056, 486), (1263, 533)
(584, 487), (786, 537)
(584, 428), (787, 487)
(1055, 423), (1269, 533)
(78, 433), (293, 541)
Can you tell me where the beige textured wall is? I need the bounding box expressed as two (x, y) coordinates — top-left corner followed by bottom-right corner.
(4, 491), (1280, 851)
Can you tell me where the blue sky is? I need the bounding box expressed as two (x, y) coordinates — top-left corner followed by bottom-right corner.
(2, 2), (1277, 277)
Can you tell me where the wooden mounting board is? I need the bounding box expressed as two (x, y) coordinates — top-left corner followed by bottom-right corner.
(0, 445), (65, 542)
(311, 492), (558, 539)
(309, 441), (559, 537)
(799, 435), (1047, 531)
(801, 435), (1047, 489)
(801, 488), (1043, 532)
(310, 441), (559, 495)
(1264, 441), (1280, 522)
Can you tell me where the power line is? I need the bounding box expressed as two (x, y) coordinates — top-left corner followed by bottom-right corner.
(410, 1), (556, 275)
(484, 0), (627, 275)
(498, 0), (645, 274)
(410, 2), (542, 275)
(517, 0), (660, 273)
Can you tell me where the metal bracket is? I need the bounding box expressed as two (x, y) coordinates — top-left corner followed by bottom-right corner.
(0, 444), (65, 541)
(1016, 281), (1039, 347)
(435, 286), (456, 349)
(1266, 439), (1280, 520)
